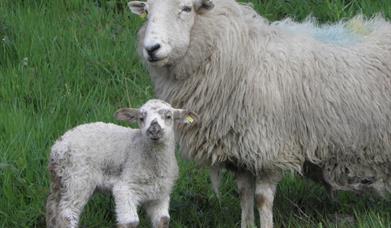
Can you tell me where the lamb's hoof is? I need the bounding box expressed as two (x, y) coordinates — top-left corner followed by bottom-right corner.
(117, 222), (139, 228)
(158, 216), (170, 228)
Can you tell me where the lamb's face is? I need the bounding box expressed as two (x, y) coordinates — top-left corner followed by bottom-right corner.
(115, 99), (198, 143)
(128, 0), (214, 66)
(138, 101), (176, 142)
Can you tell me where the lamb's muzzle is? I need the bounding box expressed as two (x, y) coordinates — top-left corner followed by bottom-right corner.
(147, 119), (163, 140)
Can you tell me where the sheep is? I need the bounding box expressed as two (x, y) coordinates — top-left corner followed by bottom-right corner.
(128, 0), (391, 227)
(46, 99), (198, 228)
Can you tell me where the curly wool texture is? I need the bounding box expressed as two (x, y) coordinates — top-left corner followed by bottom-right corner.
(47, 122), (179, 224)
(138, 0), (391, 194)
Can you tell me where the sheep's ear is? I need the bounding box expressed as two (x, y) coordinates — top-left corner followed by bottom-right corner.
(195, 0), (214, 13)
(174, 109), (199, 126)
(115, 108), (139, 123)
(128, 1), (147, 16)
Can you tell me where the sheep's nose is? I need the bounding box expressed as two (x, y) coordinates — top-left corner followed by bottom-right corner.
(147, 120), (162, 139)
(145, 43), (161, 56)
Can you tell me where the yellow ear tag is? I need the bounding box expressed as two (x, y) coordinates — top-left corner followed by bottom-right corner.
(186, 116), (194, 124)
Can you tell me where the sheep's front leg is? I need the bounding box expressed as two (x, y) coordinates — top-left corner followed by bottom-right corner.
(145, 196), (170, 228)
(113, 184), (139, 228)
(255, 173), (281, 228)
(235, 170), (255, 228)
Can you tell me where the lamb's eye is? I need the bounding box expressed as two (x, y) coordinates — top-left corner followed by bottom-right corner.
(182, 6), (192, 12)
(166, 114), (172, 120)
(139, 117), (144, 122)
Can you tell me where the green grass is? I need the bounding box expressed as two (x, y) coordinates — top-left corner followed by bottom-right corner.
(0, 0), (390, 227)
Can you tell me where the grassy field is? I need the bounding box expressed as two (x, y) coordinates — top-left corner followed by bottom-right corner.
(1, 0), (390, 227)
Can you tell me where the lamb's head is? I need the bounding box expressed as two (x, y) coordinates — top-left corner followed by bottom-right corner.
(128, 0), (214, 66)
(115, 99), (198, 143)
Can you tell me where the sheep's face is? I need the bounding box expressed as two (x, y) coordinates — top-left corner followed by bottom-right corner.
(128, 0), (214, 66)
(115, 99), (198, 143)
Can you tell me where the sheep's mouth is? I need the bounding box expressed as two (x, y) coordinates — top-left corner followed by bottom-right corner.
(149, 136), (161, 142)
(147, 56), (168, 66)
(148, 56), (162, 62)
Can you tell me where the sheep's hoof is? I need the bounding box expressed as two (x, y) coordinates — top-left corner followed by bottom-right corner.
(117, 222), (139, 228)
(158, 216), (170, 228)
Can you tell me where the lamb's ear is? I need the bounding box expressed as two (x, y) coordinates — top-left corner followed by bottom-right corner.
(174, 109), (199, 126)
(115, 108), (139, 123)
(128, 1), (147, 16)
(195, 0), (214, 13)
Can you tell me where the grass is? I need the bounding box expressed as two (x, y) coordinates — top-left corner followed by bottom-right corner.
(0, 0), (390, 227)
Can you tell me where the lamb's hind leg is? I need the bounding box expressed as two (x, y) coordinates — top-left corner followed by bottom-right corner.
(56, 176), (95, 228)
(46, 164), (62, 228)
(235, 170), (255, 228)
(46, 186), (61, 228)
(255, 172), (281, 228)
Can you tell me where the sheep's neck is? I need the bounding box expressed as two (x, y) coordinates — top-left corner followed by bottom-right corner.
(140, 136), (177, 175)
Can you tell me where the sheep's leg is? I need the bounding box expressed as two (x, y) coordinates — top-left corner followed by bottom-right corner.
(113, 184), (139, 228)
(56, 178), (95, 228)
(255, 173), (281, 228)
(235, 170), (255, 228)
(46, 187), (60, 228)
(209, 165), (222, 197)
(145, 196), (170, 228)
(46, 163), (62, 227)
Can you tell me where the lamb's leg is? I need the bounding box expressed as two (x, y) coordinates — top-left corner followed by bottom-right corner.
(235, 170), (255, 228)
(113, 184), (139, 228)
(56, 178), (95, 228)
(255, 172), (281, 228)
(46, 167), (62, 228)
(145, 196), (170, 228)
(46, 187), (60, 228)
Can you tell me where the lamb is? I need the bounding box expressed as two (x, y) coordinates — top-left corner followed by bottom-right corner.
(45, 99), (198, 228)
(127, 0), (391, 227)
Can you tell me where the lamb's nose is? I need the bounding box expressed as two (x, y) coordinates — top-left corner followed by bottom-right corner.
(147, 120), (161, 137)
(145, 43), (161, 56)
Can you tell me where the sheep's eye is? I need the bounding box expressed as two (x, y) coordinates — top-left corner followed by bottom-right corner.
(166, 114), (172, 120)
(139, 117), (144, 122)
(182, 6), (192, 12)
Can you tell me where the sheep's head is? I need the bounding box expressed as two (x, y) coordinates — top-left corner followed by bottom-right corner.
(115, 99), (198, 143)
(128, 0), (214, 66)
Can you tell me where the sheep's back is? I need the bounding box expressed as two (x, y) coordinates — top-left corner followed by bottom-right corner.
(49, 122), (137, 179)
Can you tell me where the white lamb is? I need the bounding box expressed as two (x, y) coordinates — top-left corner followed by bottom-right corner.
(45, 99), (198, 228)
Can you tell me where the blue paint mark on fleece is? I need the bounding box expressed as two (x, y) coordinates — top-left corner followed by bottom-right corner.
(311, 25), (362, 45)
(273, 19), (364, 46)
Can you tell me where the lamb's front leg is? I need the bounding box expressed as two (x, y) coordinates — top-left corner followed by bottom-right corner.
(113, 184), (140, 228)
(145, 196), (170, 228)
(255, 172), (281, 228)
(235, 170), (255, 228)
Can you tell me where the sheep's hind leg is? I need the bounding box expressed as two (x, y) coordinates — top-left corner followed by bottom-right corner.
(56, 177), (95, 228)
(145, 196), (170, 228)
(113, 184), (140, 228)
(46, 162), (62, 227)
(46, 186), (60, 228)
(255, 172), (281, 228)
(235, 170), (256, 228)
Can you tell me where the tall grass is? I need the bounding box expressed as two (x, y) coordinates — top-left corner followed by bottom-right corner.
(0, 0), (390, 227)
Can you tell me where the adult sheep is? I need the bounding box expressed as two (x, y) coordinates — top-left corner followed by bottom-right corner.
(127, 0), (391, 227)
